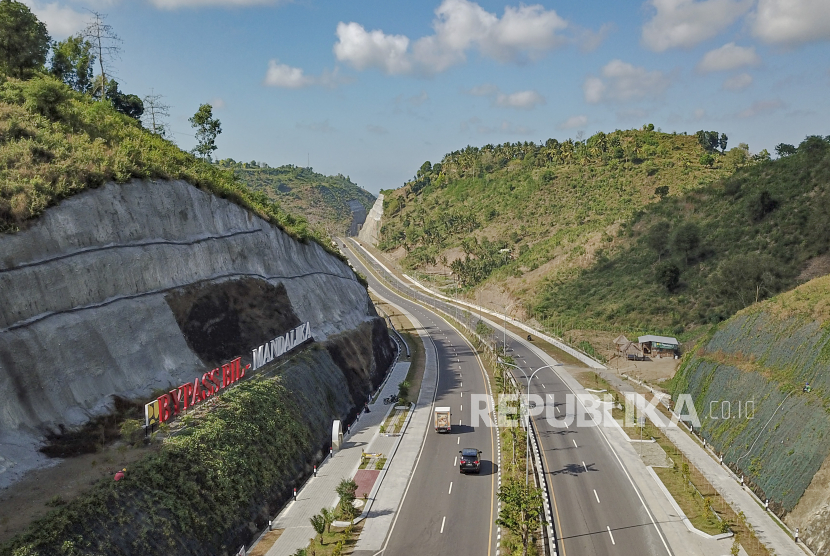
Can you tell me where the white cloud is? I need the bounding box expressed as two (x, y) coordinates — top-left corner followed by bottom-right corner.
(558, 115), (588, 129)
(750, 0), (830, 46)
(466, 84), (544, 109)
(641, 0), (754, 52)
(210, 97), (226, 109)
(407, 91), (429, 106)
(366, 124), (388, 135)
(264, 61), (315, 88)
(263, 61), (350, 89)
(149, 0), (285, 8)
(495, 90), (545, 109)
(583, 60), (672, 104)
(697, 43), (761, 72)
(467, 83), (499, 96)
(723, 72), (753, 90)
(736, 98), (784, 118)
(334, 0), (568, 76)
(333, 22), (412, 75)
(574, 23), (614, 53)
(693, 108), (707, 120)
(22, 0), (87, 38)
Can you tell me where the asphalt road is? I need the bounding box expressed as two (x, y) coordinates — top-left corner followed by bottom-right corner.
(342, 242), (499, 556)
(504, 341), (674, 556)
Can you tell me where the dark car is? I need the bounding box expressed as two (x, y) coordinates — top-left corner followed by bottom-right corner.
(459, 448), (482, 474)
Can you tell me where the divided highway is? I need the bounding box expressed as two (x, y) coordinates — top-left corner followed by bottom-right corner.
(342, 242), (498, 556)
(505, 341), (674, 556)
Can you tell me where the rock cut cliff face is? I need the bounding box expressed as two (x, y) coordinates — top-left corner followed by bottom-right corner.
(0, 179), (393, 488)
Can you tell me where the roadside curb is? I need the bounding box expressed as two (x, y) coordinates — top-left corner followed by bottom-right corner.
(645, 466), (734, 541)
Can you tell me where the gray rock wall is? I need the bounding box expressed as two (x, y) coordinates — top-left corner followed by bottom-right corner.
(358, 194), (383, 245)
(0, 179), (384, 488)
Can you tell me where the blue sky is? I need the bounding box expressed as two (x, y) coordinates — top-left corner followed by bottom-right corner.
(25, 0), (830, 195)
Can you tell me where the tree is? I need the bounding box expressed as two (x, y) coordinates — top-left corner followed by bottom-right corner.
(50, 34), (95, 93)
(310, 513), (326, 545)
(83, 11), (121, 97)
(654, 185), (669, 200)
(749, 190), (778, 222)
(335, 478), (358, 520)
(189, 103), (222, 160)
(775, 143), (796, 157)
(105, 79), (143, 120)
(320, 507), (334, 534)
(497, 479), (545, 556)
(671, 222), (700, 265)
(0, 0), (50, 78)
(719, 133), (728, 153)
(655, 261), (681, 292)
(142, 90), (170, 136)
(699, 153), (715, 167)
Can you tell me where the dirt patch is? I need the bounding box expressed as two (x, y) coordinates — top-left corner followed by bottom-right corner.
(165, 277), (301, 366)
(798, 253), (830, 283)
(0, 442), (156, 544)
(248, 530), (283, 556)
(39, 396), (144, 458)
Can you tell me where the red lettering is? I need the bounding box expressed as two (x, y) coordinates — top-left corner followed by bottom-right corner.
(201, 373), (213, 397)
(211, 368), (222, 391)
(222, 363), (232, 388)
(181, 383), (193, 410)
(231, 357), (242, 382)
(169, 388), (181, 416)
(158, 395), (172, 423)
(190, 378), (202, 406)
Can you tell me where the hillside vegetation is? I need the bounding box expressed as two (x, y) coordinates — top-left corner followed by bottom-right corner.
(378, 128), (830, 336)
(536, 135), (830, 335)
(668, 274), (830, 552)
(0, 74), (336, 255)
(217, 160), (375, 234)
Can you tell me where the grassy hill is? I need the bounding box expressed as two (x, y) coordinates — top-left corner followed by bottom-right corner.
(535, 135), (830, 336)
(217, 160), (376, 234)
(0, 74), (336, 258)
(377, 128), (830, 337)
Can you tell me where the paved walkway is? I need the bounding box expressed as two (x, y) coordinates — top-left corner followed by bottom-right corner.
(598, 370), (803, 556)
(254, 288), (438, 556)
(262, 361), (410, 556)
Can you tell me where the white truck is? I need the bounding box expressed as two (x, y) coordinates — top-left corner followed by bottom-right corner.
(434, 407), (451, 433)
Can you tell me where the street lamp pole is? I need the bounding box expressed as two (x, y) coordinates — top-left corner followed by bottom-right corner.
(498, 359), (557, 486)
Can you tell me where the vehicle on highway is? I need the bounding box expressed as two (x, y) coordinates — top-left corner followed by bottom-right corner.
(434, 407), (451, 432)
(459, 448), (482, 474)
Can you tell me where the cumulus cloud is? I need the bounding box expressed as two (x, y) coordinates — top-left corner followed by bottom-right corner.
(558, 115), (588, 129)
(573, 22), (614, 53)
(723, 72), (753, 90)
(641, 0), (754, 52)
(736, 98), (784, 118)
(264, 61), (351, 89)
(697, 43), (761, 72)
(466, 84), (544, 109)
(583, 59), (672, 104)
(22, 0), (87, 38)
(495, 90), (545, 109)
(150, 0), (286, 8)
(333, 22), (412, 75)
(334, 0), (568, 75)
(750, 0), (830, 46)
